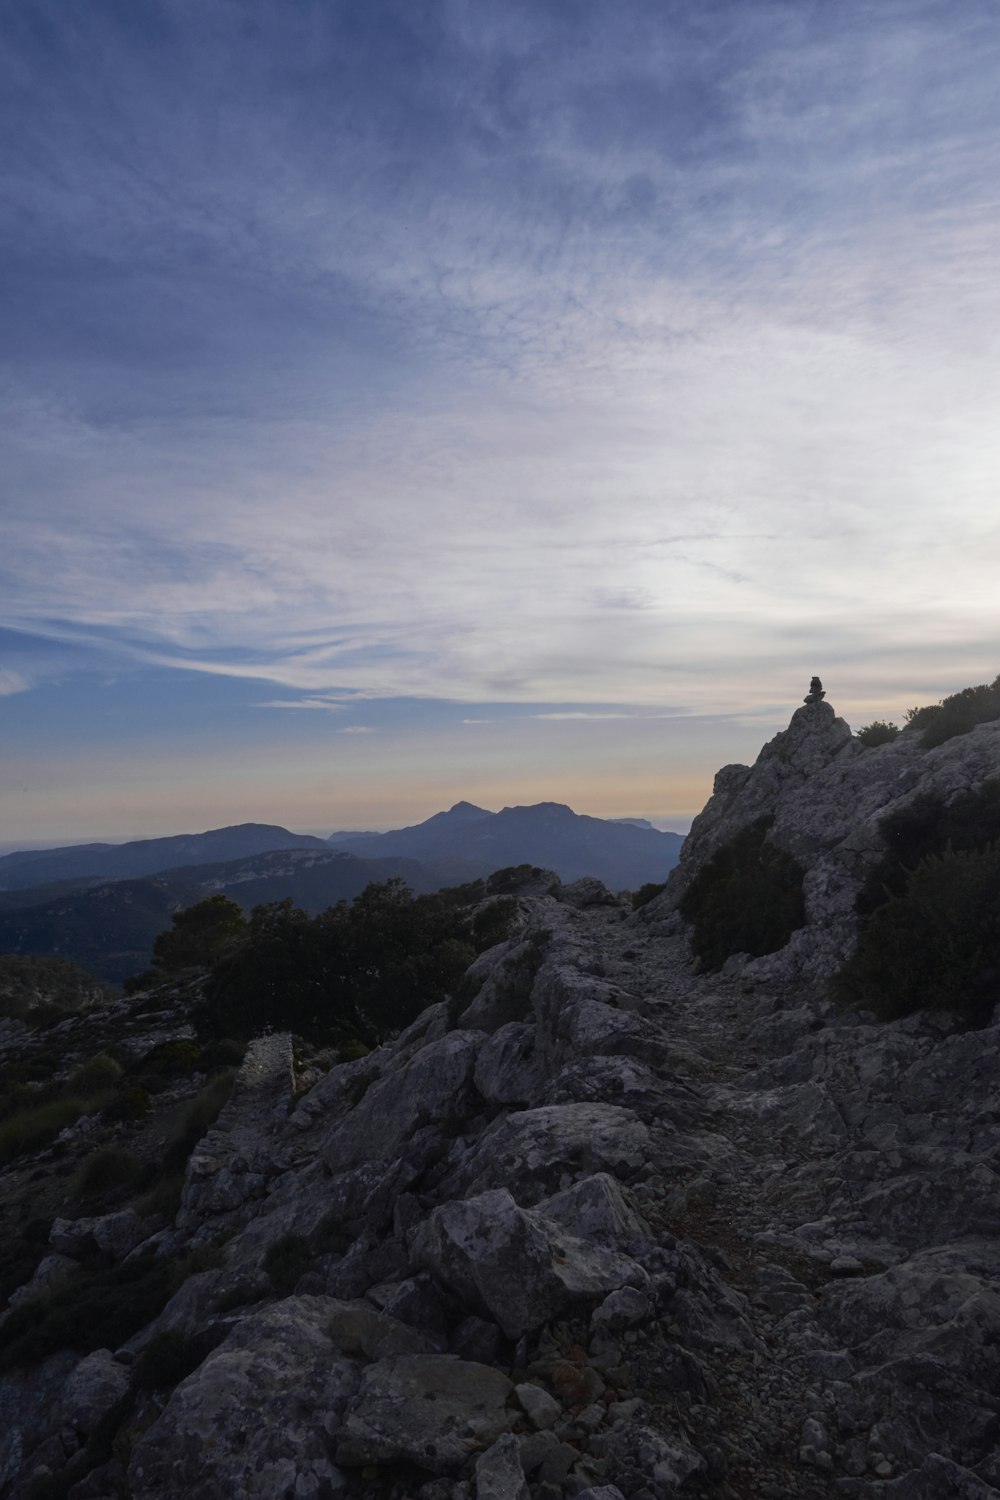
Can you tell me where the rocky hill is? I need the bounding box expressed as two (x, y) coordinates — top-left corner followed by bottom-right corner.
(1, 697), (999, 1500)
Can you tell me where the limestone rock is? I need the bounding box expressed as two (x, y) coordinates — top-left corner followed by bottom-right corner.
(336, 1354), (512, 1473)
(536, 1172), (650, 1249)
(439, 1103), (649, 1206)
(410, 1188), (645, 1339)
(127, 1298), (359, 1500)
(60, 1349), (130, 1438)
(321, 1031), (483, 1171)
(475, 1431), (530, 1500)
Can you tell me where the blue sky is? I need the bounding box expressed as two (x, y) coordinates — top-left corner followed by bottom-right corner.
(2, 0), (999, 843)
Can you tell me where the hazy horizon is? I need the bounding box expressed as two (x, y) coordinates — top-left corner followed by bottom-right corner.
(3, 1), (998, 844)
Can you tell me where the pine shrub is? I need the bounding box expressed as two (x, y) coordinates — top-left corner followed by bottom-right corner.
(678, 817), (806, 971)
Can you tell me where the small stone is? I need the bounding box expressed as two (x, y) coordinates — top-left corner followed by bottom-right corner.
(475, 1433), (529, 1500)
(515, 1382), (562, 1430)
(875, 1460), (893, 1478)
(829, 1256), (863, 1274)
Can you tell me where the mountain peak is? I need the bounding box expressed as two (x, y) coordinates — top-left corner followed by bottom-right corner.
(445, 801), (494, 818)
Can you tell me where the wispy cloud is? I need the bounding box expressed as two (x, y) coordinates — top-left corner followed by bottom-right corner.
(338, 725), (375, 735)
(0, 669), (29, 697)
(2, 1), (999, 724)
(255, 697), (348, 712)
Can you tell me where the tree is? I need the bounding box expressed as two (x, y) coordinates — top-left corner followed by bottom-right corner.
(197, 881), (480, 1045)
(151, 895), (247, 975)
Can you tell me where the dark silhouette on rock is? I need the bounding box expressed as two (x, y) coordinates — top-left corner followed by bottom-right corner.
(803, 675), (826, 704)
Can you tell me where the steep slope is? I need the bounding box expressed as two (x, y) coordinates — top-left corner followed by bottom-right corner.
(0, 824), (329, 892)
(333, 800), (683, 889)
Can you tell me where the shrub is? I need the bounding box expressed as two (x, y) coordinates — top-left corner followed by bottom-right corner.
(0, 1096), (91, 1164)
(135, 1039), (203, 1079)
(103, 1084), (151, 1123)
(678, 817), (806, 971)
(163, 1070), (235, 1170)
(73, 1146), (144, 1198)
(198, 881), (479, 1046)
(905, 674), (1000, 748)
(631, 881), (667, 910)
(0, 1217), (50, 1306)
(0, 1255), (173, 1372)
(836, 844), (1000, 1023)
(263, 1232), (312, 1293)
(199, 1037), (246, 1070)
(470, 896), (519, 950)
(855, 720), (900, 747)
(68, 1053), (123, 1094)
(136, 1169), (185, 1223)
(856, 780), (1000, 916)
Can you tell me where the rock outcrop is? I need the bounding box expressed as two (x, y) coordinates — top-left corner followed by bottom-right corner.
(3, 696), (1000, 1500)
(661, 698), (1000, 981)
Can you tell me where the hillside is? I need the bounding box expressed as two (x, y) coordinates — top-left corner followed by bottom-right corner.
(2, 694), (1000, 1499)
(0, 824), (329, 892)
(0, 850), (444, 984)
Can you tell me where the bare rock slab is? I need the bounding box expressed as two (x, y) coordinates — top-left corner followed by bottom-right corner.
(128, 1297), (358, 1500)
(337, 1354), (512, 1474)
(411, 1188), (645, 1339)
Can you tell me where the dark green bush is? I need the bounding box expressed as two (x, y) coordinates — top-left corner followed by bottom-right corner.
(855, 720), (900, 747)
(263, 1232), (312, 1293)
(135, 1039), (203, 1079)
(856, 780), (1000, 916)
(197, 881), (477, 1046)
(68, 1053), (123, 1093)
(199, 1037), (247, 1070)
(136, 1169), (185, 1223)
(906, 674), (1000, 748)
(73, 1146), (144, 1198)
(679, 817), (806, 971)
(836, 844), (1000, 1022)
(631, 881), (667, 910)
(103, 1084), (151, 1123)
(0, 1217), (50, 1306)
(0, 1095), (93, 1164)
(163, 1070), (235, 1170)
(485, 865), (549, 894)
(0, 1245), (224, 1373)
(0, 1255), (173, 1372)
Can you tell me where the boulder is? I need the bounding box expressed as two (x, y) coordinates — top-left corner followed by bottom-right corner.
(320, 1031), (483, 1171)
(60, 1349), (130, 1439)
(336, 1354), (512, 1473)
(410, 1188), (646, 1339)
(536, 1172), (650, 1249)
(439, 1103), (649, 1206)
(127, 1298), (359, 1500)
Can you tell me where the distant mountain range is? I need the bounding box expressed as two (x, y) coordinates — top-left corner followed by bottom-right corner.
(0, 805), (683, 983)
(0, 824), (328, 891)
(327, 801), (683, 891)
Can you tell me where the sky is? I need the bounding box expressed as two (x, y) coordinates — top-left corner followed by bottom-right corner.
(2, 0), (999, 845)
